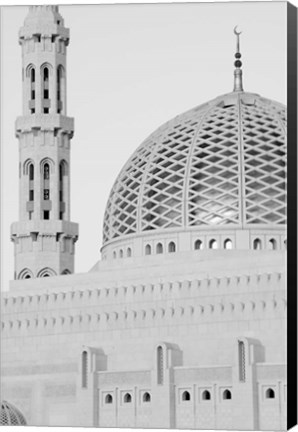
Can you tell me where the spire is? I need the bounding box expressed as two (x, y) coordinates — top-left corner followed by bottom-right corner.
(233, 26), (243, 92)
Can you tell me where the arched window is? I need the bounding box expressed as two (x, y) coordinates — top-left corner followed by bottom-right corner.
(269, 238), (277, 250)
(59, 161), (67, 220)
(168, 241), (176, 253)
(223, 389), (232, 400)
(182, 391), (191, 401)
(119, 249), (123, 258)
(194, 239), (203, 250)
(156, 243), (163, 254)
(238, 340), (246, 382)
(209, 239), (218, 249)
(145, 244), (151, 255)
(43, 67), (49, 113)
(82, 351), (88, 388)
(253, 238), (262, 250)
(265, 388), (275, 399)
(202, 390), (211, 400)
(224, 239), (233, 250)
(29, 164), (34, 180)
(143, 392), (151, 403)
(31, 68), (35, 84)
(30, 67), (36, 113)
(113, 251), (117, 259)
(25, 275), (31, 279)
(105, 394), (113, 404)
(127, 247), (132, 257)
(57, 66), (64, 113)
(157, 345), (164, 385)
(123, 393), (132, 403)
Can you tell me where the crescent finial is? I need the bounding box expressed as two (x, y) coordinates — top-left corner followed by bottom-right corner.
(234, 25), (242, 36)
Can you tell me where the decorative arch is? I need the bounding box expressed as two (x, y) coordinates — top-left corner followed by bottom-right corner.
(168, 241), (176, 253)
(105, 394), (113, 404)
(194, 239), (203, 250)
(182, 391), (191, 401)
(25, 63), (36, 78)
(123, 393), (132, 403)
(253, 238), (262, 250)
(127, 247), (132, 257)
(37, 267), (56, 278)
(40, 62), (53, 75)
(209, 239), (218, 249)
(143, 392), (151, 402)
(59, 159), (69, 176)
(119, 249), (123, 258)
(224, 239), (233, 249)
(145, 244), (152, 255)
(61, 269), (71, 275)
(23, 159), (35, 175)
(18, 268), (34, 280)
(223, 389), (232, 400)
(156, 243), (163, 254)
(40, 158), (55, 174)
(269, 238), (277, 250)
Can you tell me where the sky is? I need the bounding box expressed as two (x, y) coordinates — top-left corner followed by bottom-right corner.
(1, 1), (287, 290)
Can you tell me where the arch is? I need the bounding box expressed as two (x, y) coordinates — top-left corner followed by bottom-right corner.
(23, 159), (35, 175)
(209, 239), (218, 249)
(82, 350), (88, 388)
(18, 268), (34, 280)
(269, 238), (277, 250)
(61, 269), (71, 275)
(119, 249), (123, 258)
(40, 62), (53, 75)
(224, 238), (233, 249)
(145, 244), (152, 255)
(168, 241), (176, 253)
(37, 267), (56, 278)
(40, 158), (55, 174)
(105, 394), (113, 404)
(26, 63), (35, 78)
(143, 392), (151, 402)
(156, 243), (163, 254)
(202, 390), (211, 400)
(253, 238), (262, 250)
(223, 389), (232, 400)
(59, 159), (68, 177)
(57, 65), (65, 114)
(194, 239), (203, 250)
(127, 247), (132, 257)
(265, 388), (275, 399)
(182, 391), (191, 401)
(123, 393), (132, 403)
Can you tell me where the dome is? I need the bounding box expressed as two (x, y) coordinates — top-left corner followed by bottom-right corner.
(102, 91), (286, 253)
(0, 400), (27, 426)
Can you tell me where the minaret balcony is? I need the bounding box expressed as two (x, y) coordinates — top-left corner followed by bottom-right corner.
(15, 114), (74, 135)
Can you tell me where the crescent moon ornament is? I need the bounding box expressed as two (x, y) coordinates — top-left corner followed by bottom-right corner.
(234, 25), (242, 36)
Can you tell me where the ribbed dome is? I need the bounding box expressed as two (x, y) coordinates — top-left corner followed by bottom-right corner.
(103, 91), (286, 246)
(0, 401), (27, 426)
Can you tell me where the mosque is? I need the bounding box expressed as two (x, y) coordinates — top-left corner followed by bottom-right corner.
(0, 5), (287, 430)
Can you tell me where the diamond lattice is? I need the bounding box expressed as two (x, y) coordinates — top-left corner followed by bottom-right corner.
(102, 93), (286, 244)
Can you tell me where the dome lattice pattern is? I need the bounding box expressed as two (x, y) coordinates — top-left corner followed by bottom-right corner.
(0, 400), (27, 425)
(103, 92), (286, 244)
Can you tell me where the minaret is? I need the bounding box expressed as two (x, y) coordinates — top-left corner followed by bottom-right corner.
(11, 5), (79, 280)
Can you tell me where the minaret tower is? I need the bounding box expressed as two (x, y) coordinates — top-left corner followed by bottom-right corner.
(11, 6), (79, 280)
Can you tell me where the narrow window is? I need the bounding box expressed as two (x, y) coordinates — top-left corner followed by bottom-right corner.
(224, 239), (232, 249)
(31, 68), (35, 83)
(182, 391), (191, 401)
(238, 341), (245, 382)
(113, 251), (117, 259)
(157, 346), (164, 385)
(59, 212), (63, 220)
(127, 247), (132, 257)
(194, 239), (202, 250)
(123, 393), (132, 403)
(44, 163), (50, 180)
(265, 388), (275, 399)
(119, 249), (123, 258)
(223, 389), (232, 400)
(43, 211), (50, 220)
(156, 243), (163, 254)
(269, 238), (277, 250)
(168, 241), (176, 253)
(57, 67), (61, 113)
(29, 190), (34, 201)
(143, 392), (151, 402)
(145, 244), (151, 255)
(209, 239), (218, 249)
(29, 211), (33, 220)
(105, 394), (113, 404)
(253, 238), (262, 250)
(82, 351), (88, 388)
(202, 390), (211, 400)
(29, 163), (34, 181)
(30, 68), (35, 113)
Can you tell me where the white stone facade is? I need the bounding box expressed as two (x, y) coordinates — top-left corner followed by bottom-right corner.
(0, 5), (287, 431)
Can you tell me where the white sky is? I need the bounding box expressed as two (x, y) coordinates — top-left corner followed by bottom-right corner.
(1, 1), (286, 290)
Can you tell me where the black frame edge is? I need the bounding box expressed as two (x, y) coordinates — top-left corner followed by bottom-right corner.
(287, 1), (297, 430)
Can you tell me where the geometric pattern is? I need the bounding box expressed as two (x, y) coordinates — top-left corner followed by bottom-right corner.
(0, 401), (27, 425)
(103, 92), (286, 244)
